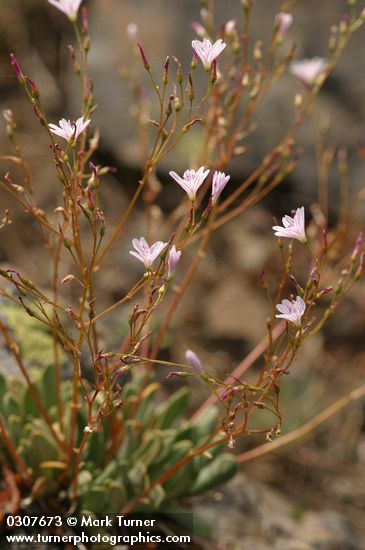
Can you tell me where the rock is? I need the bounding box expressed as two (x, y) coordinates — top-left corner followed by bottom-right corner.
(296, 511), (362, 550)
(194, 473), (364, 549)
(194, 472), (296, 548)
(201, 273), (269, 344)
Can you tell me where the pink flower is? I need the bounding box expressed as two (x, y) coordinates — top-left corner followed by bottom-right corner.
(290, 58), (327, 87)
(211, 171), (230, 204)
(48, 0), (83, 20)
(169, 167), (210, 201)
(275, 12), (293, 38)
(167, 245), (181, 280)
(191, 38), (226, 70)
(185, 349), (204, 374)
(272, 207), (307, 243)
(276, 296), (306, 327)
(129, 237), (167, 269)
(49, 116), (90, 143)
(127, 22), (138, 39)
(225, 19), (237, 37)
(191, 22), (206, 38)
(2, 109), (13, 125)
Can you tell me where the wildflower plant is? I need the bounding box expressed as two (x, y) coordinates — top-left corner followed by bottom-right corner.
(0, 0), (365, 540)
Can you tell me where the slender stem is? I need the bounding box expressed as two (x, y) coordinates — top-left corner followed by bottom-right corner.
(151, 210), (217, 359)
(191, 321), (286, 421)
(90, 279), (146, 325)
(0, 415), (32, 482)
(96, 168), (151, 266)
(236, 382), (365, 463)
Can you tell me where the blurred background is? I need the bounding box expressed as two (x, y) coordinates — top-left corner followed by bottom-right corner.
(1, 1), (365, 548)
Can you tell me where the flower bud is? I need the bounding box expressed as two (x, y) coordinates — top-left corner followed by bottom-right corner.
(294, 94), (303, 108)
(10, 53), (25, 85)
(351, 232), (363, 261)
(81, 7), (89, 35)
(225, 19), (237, 38)
(191, 22), (206, 38)
(185, 349), (204, 374)
(173, 97), (181, 112)
(210, 59), (217, 83)
(163, 56), (170, 85)
(339, 16), (348, 35)
(167, 245), (181, 280)
(25, 76), (39, 99)
(127, 22), (138, 39)
(187, 72), (195, 101)
(253, 41), (263, 61)
(137, 43), (150, 70)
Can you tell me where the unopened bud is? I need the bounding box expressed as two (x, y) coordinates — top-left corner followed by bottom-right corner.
(163, 56), (170, 84)
(225, 19), (237, 38)
(200, 8), (209, 24)
(137, 43), (150, 70)
(191, 22), (206, 39)
(25, 77), (39, 98)
(81, 7), (89, 35)
(210, 59), (217, 83)
(339, 17), (348, 35)
(241, 71), (250, 87)
(241, 0), (252, 13)
(355, 252), (364, 280)
(127, 22), (138, 39)
(158, 284), (166, 295)
(182, 117), (202, 134)
(294, 94), (303, 108)
(10, 53), (25, 85)
(3, 109), (16, 136)
(316, 286), (333, 298)
(166, 95), (174, 116)
(62, 274), (75, 284)
(191, 51), (198, 69)
(328, 25), (338, 53)
(351, 232), (363, 261)
(187, 72), (195, 101)
(173, 97), (181, 112)
(253, 41), (263, 61)
(185, 349), (204, 374)
(176, 61), (183, 84)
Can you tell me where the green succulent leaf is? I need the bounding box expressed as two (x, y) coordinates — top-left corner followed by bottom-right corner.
(143, 484), (166, 508)
(22, 430), (59, 476)
(3, 392), (21, 417)
(159, 507), (212, 538)
(148, 440), (193, 481)
(154, 388), (189, 430)
(186, 453), (237, 496)
(106, 480), (128, 512)
(81, 486), (108, 514)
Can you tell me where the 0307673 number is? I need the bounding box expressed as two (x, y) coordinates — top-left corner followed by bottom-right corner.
(6, 515), (63, 527)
